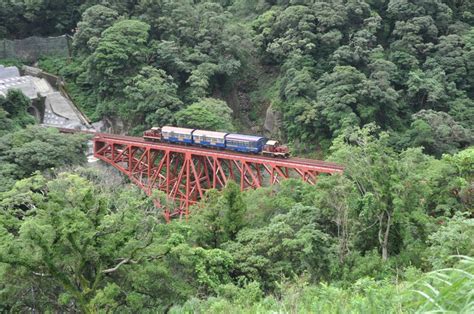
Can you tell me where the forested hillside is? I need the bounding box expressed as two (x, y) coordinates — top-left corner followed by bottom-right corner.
(0, 0), (473, 312)
(5, 0), (470, 153)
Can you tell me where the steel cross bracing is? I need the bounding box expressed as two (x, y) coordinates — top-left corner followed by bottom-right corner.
(93, 133), (344, 220)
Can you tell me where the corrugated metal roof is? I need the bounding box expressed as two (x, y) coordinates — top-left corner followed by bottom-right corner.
(226, 133), (265, 141)
(162, 126), (195, 134)
(193, 130), (228, 138)
(0, 76), (38, 99)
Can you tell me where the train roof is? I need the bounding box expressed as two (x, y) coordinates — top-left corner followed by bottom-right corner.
(226, 133), (266, 142)
(193, 130), (228, 137)
(161, 126), (195, 134)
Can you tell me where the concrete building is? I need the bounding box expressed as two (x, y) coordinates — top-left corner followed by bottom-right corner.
(0, 65), (92, 130)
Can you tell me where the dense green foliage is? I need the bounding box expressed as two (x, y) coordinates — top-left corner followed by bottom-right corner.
(0, 169), (233, 312)
(0, 0), (87, 38)
(175, 98), (234, 131)
(28, 0), (254, 134)
(173, 257), (474, 313)
(0, 0), (473, 312)
(0, 89), (87, 192)
(21, 0), (471, 153)
(171, 256), (474, 313)
(0, 125), (88, 192)
(259, 1), (474, 151)
(0, 126), (472, 312)
(0, 89), (35, 135)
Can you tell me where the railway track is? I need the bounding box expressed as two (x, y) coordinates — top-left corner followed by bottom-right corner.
(54, 127), (344, 173)
(93, 132), (344, 173)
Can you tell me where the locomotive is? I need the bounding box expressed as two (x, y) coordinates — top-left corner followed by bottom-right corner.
(144, 126), (290, 158)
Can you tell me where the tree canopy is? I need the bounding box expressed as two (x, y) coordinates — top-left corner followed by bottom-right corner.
(0, 0), (473, 312)
(0, 89), (35, 135)
(18, 0), (471, 152)
(175, 98), (234, 131)
(0, 125), (87, 192)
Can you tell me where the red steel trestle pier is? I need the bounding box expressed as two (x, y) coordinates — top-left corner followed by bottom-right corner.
(93, 133), (344, 221)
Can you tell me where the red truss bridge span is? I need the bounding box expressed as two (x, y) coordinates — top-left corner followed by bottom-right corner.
(93, 133), (344, 220)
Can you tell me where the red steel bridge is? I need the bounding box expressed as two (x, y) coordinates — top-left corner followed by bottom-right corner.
(92, 132), (344, 220)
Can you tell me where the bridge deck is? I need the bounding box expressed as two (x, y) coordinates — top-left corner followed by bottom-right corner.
(57, 128), (344, 219)
(94, 133), (344, 174)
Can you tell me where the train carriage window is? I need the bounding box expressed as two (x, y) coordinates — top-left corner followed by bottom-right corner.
(227, 139), (261, 148)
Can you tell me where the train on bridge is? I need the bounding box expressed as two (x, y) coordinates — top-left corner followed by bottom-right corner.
(144, 126), (290, 158)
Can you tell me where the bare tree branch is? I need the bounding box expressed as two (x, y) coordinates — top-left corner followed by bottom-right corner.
(101, 258), (136, 274)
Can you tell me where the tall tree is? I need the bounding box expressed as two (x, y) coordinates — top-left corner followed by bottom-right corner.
(72, 5), (120, 55)
(402, 109), (472, 156)
(85, 19), (151, 97)
(190, 181), (247, 248)
(123, 66), (183, 132)
(175, 98), (234, 131)
(329, 124), (433, 261)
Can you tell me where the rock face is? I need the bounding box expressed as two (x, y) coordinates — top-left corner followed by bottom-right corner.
(100, 116), (127, 134)
(237, 91), (252, 112)
(264, 104), (282, 137)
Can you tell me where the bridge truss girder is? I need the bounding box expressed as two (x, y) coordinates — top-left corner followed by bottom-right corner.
(94, 137), (342, 220)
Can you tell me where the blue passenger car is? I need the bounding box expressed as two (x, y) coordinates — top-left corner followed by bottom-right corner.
(161, 126), (195, 144)
(224, 133), (267, 153)
(193, 130), (228, 148)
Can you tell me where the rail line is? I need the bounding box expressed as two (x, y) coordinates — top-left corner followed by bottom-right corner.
(93, 132), (344, 173)
(58, 126), (344, 219)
